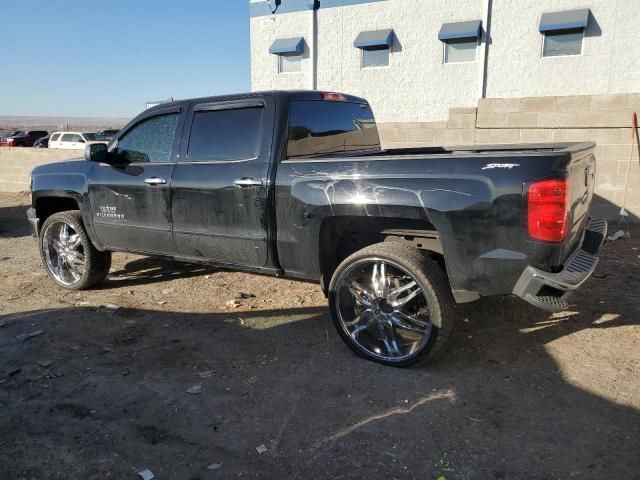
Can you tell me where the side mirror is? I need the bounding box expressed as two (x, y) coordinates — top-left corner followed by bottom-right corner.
(85, 143), (108, 163)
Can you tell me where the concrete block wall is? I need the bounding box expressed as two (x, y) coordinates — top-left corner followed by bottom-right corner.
(378, 93), (640, 221)
(0, 148), (83, 192)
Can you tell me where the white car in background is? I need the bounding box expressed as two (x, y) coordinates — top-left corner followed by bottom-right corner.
(48, 132), (107, 150)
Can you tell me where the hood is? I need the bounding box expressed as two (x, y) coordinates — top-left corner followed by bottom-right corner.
(31, 158), (90, 176)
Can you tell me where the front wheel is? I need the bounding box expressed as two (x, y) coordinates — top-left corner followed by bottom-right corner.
(328, 243), (454, 367)
(39, 210), (111, 290)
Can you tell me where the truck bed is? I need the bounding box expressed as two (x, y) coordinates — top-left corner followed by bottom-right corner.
(275, 141), (596, 303)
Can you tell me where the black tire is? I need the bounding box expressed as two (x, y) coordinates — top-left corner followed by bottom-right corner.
(328, 242), (454, 367)
(39, 210), (111, 290)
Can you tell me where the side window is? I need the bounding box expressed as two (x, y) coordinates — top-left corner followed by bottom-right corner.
(542, 29), (583, 57)
(279, 53), (303, 73)
(444, 38), (478, 63)
(187, 107), (263, 162)
(50, 134), (61, 142)
(73, 134), (85, 143)
(60, 133), (74, 142)
(362, 47), (389, 68)
(117, 113), (179, 163)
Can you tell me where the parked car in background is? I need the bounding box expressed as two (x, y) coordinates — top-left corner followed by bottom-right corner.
(97, 129), (120, 141)
(33, 134), (51, 148)
(48, 132), (107, 150)
(0, 130), (25, 144)
(0, 130), (48, 147)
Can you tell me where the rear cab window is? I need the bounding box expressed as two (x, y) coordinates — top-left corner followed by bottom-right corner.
(287, 99), (381, 159)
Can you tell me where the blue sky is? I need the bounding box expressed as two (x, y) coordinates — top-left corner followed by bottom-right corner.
(0, 0), (251, 117)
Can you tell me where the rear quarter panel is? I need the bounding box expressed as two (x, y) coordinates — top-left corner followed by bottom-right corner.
(276, 151), (579, 297)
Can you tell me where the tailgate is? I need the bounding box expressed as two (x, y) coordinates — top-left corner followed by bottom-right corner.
(565, 143), (596, 251)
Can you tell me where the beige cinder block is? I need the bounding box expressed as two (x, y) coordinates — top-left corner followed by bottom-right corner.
(522, 97), (556, 112)
(477, 112), (507, 128)
(555, 95), (592, 112)
(506, 112), (539, 128)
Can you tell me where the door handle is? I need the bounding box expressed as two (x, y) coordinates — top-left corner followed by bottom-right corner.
(144, 177), (167, 185)
(234, 178), (263, 187)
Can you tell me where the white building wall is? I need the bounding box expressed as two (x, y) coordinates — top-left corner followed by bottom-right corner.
(250, 0), (640, 122)
(251, 0), (483, 123)
(250, 9), (313, 91)
(315, 0), (483, 122)
(486, 0), (640, 99)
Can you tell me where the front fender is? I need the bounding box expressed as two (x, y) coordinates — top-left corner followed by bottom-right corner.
(31, 160), (102, 249)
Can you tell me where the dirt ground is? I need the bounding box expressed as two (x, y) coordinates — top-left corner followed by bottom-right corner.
(1, 192), (639, 480)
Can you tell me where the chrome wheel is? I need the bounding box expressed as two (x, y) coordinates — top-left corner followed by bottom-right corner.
(334, 258), (433, 362)
(42, 221), (86, 287)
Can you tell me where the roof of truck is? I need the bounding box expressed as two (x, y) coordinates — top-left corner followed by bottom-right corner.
(145, 90), (369, 114)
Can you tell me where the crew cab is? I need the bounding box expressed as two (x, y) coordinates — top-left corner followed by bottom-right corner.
(28, 91), (606, 366)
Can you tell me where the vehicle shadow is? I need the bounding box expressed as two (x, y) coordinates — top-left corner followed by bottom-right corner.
(1, 295), (638, 479)
(100, 256), (218, 289)
(0, 204), (32, 239)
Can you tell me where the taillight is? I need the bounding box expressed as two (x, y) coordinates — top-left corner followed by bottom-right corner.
(527, 178), (569, 242)
(321, 92), (347, 102)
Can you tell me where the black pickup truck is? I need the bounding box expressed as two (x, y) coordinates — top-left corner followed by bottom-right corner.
(28, 91), (607, 366)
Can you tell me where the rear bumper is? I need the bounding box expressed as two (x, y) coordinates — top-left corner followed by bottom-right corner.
(512, 217), (608, 312)
(27, 208), (39, 238)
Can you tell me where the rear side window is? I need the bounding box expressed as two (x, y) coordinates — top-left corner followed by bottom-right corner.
(287, 100), (380, 159)
(50, 134), (61, 142)
(60, 133), (81, 142)
(187, 107), (264, 162)
(117, 113), (179, 163)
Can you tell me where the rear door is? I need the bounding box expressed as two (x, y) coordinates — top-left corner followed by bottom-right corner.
(48, 133), (61, 148)
(88, 106), (184, 254)
(170, 97), (275, 269)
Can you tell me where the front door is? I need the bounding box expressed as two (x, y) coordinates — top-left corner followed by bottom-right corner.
(88, 107), (183, 254)
(171, 98), (275, 269)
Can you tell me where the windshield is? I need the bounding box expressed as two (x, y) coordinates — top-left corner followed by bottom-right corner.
(83, 133), (99, 141)
(287, 100), (381, 158)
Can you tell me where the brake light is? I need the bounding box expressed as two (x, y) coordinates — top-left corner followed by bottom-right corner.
(527, 178), (569, 242)
(322, 92), (347, 102)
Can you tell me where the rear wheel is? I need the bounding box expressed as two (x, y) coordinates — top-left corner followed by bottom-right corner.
(39, 210), (111, 290)
(328, 242), (454, 367)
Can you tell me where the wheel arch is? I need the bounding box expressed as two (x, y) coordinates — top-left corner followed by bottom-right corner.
(318, 215), (445, 295)
(32, 191), (103, 250)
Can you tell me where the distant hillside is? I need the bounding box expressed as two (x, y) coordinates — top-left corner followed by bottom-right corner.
(0, 115), (131, 136)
